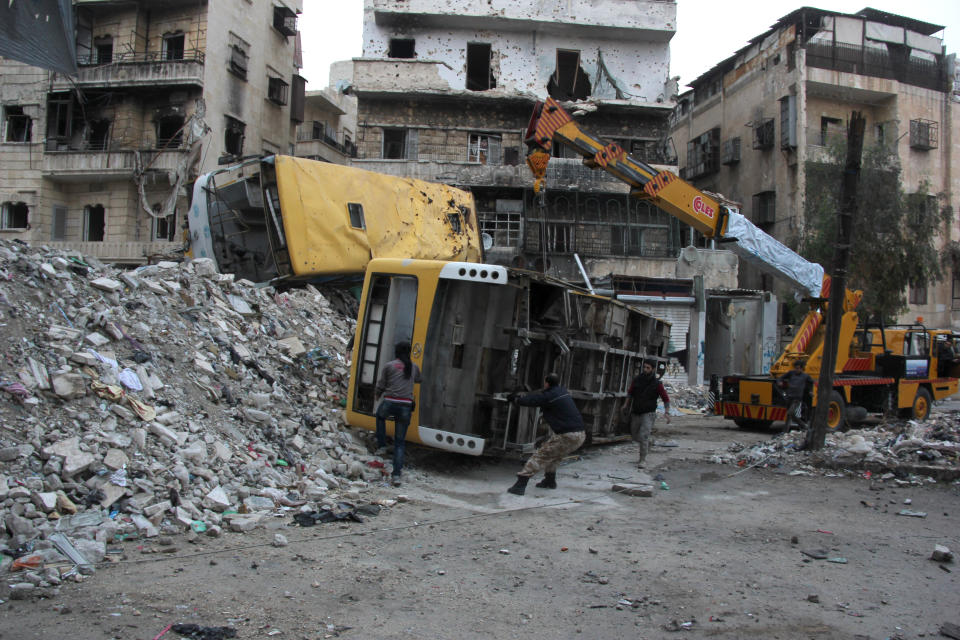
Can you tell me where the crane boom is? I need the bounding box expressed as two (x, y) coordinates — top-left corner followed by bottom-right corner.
(524, 98), (823, 298)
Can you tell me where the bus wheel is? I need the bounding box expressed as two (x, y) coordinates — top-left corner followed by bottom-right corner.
(911, 388), (932, 421)
(825, 390), (847, 431)
(733, 418), (773, 430)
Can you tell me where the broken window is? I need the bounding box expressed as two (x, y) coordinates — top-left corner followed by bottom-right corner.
(224, 116), (245, 156)
(155, 113), (184, 149)
(51, 205), (67, 240)
(0, 202), (28, 229)
(548, 50), (590, 100)
(229, 45), (249, 80)
(94, 36), (113, 64)
(268, 76), (289, 105)
(752, 118), (775, 150)
(87, 118), (110, 151)
(819, 116), (842, 146)
(447, 213), (461, 233)
(467, 133), (501, 164)
(163, 32), (185, 61)
(382, 128), (407, 159)
(4, 106), (32, 142)
(466, 43), (495, 91)
(388, 38), (415, 59)
(152, 204), (177, 241)
(752, 191), (776, 231)
(83, 204), (105, 241)
(347, 203), (365, 229)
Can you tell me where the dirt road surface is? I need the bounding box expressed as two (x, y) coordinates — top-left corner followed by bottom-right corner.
(2, 413), (958, 640)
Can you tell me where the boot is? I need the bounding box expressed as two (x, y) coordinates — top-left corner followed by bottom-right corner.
(507, 475), (530, 496)
(535, 472), (557, 489)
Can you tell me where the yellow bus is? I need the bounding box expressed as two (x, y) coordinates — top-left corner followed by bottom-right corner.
(346, 258), (672, 457)
(187, 155), (484, 283)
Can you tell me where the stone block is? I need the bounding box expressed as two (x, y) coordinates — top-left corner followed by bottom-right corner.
(611, 483), (654, 497)
(204, 486), (231, 512)
(103, 448), (128, 470)
(90, 277), (122, 293)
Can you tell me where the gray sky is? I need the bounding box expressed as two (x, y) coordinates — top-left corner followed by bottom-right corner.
(299, 0), (959, 90)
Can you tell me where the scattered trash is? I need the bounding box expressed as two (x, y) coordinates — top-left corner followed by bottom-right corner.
(931, 545), (954, 563)
(801, 549), (830, 560)
(897, 510), (928, 518)
(170, 623), (237, 640)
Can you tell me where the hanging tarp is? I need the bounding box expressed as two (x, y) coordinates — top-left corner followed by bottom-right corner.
(0, 0), (76, 75)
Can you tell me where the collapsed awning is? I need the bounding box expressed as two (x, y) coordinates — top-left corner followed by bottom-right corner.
(0, 0), (77, 75)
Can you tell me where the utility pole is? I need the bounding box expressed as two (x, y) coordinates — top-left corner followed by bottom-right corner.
(805, 111), (866, 450)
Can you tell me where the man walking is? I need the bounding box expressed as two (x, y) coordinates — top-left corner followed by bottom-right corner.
(375, 341), (421, 487)
(620, 361), (670, 469)
(777, 359), (813, 431)
(506, 373), (585, 496)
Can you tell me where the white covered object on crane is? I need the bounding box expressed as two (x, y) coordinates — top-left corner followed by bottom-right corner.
(725, 211), (824, 298)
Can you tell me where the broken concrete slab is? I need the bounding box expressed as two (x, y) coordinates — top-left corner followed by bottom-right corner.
(611, 483), (654, 497)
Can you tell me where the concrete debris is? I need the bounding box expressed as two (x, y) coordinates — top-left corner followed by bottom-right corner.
(708, 410), (960, 481)
(0, 238), (395, 596)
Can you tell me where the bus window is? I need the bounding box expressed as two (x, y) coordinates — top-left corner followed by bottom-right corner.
(354, 274), (418, 413)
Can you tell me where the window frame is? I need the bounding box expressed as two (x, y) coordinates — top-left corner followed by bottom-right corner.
(162, 32), (185, 61)
(0, 201), (29, 230)
(382, 128), (407, 160)
(467, 132), (501, 164)
(3, 106), (33, 143)
(267, 76), (289, 106)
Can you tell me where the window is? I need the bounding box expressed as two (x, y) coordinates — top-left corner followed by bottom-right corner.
(87, 118), (110, 151)
(0, 202), (28, 229)
(478, 210), (521, 246)
(229, 45), (248, 79)
(752, 118), (775, 150)
(953, 269), (960, 310)
(503, 147), (520, 166)
(268, 76), (289, 105)
(347, 203), (365, 229)
(51, 205), (67, 240)
(290, 74), (305, 123)
(820, 116), (842, 146)
(155, 114), (184, 148)
(4, 106), (32, 142)
(467, 133), (501, 164)
(224, 116), (245, 156)
(94, 36), (113, 64)
(152, 205), (177, 241)
(685, 128), (720, 179)
(909, 283), (928, 305)
(752, 191), (776, 229)
(382, 128), (406, 159)
(466, 43), (495, 91)
(388, 38), (415, 58)
(910, 119), (938, 150)
(548, 49), (590, 100)
(721, 137), (740, 165)
(779, 95), (797, 149)
(162, 32), (185, 61)
(273, 5), (298, 37)
(83, 204), (105, 241)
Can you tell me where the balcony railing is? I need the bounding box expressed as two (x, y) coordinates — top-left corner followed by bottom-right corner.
(806, 42), (945, 92)
(42, 148), (188, 178)
(43, 240), (182, 265)
(52, 51), (205, 89)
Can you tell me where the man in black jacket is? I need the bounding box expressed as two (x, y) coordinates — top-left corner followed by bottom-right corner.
(620, 361), (671, 469)
(506, 373), (586, 496)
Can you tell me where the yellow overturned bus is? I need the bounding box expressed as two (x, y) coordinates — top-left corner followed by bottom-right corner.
(187, 155), (483, 283)
(345, 258), (672, 458)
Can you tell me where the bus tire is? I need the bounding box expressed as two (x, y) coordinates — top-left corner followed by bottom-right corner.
(733, 418), (773, 430)
(910, 387), (932, 421)
(825, 390), (846, 431)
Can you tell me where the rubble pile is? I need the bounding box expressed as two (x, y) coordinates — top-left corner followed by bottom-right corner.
(711, 412), (960, 479)
(0, 239), (381, 592)
(663, 382), (713, 413)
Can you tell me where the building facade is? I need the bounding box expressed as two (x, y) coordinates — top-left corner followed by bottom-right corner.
(349, 0), (689, 282)
(0, 0), (305, 264)
(670, 7), (958, 329)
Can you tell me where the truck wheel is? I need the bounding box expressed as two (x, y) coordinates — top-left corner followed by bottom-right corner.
(825, 390), (846, 431)
(910, 388), (932, 421)
(733, 418), (773, 430)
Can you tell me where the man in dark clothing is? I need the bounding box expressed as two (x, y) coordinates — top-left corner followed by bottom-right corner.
(506, 373), (586, 496)
(620, 361), (670, 469)
(778, 359), (813, 430)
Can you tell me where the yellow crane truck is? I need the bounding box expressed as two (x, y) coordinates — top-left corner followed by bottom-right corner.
(524, 97), (958, 431)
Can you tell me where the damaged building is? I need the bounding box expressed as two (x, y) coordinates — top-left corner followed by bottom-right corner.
(0, 0), (306, 264)
(346, 0), (748, 383)
(670, 7), (959, 330)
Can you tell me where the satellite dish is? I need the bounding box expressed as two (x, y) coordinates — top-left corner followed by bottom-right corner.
(481, 232), (494, 251)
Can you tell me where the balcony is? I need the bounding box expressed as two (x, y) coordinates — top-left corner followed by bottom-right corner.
(51, 51), (205, 90)
(44, 240), (181, 265)
(352, 59), (455, 96)
(371, 0), (676, 40)
(42, 149), (189, 181)
(805, 42), (946, 93)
